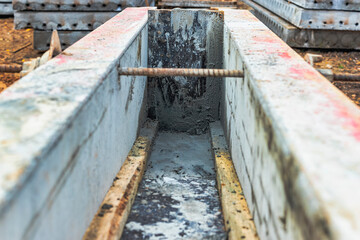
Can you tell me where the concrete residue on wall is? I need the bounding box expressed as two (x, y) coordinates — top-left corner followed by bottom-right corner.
(147, 9), (223, 134)
(122, 132), (226, 239)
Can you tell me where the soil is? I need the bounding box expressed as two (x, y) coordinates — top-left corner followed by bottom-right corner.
(295, 49), (360, 106)
(0, 17), (42, 93)
(295, 49), (360, 74)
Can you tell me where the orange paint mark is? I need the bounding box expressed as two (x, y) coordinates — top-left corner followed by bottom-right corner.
(279, 52), (291, 59)
(289, 66), (320, 81)
(55, 54), (70, 65)
(332, 101), (360, 141)
(252, 35), (278, 44)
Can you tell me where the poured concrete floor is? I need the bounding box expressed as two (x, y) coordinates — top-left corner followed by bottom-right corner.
(122, 132), (226, 239)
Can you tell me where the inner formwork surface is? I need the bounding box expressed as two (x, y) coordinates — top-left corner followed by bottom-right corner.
(122, 132), (226, 239)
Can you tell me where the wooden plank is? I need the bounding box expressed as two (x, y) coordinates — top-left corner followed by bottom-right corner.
(209, 121), (258, 240)
(83, 120), (158, 240)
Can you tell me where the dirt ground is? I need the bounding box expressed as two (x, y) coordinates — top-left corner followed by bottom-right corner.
(295, 49), (360, 106)
(0, 18), (42, 93)
(295, 50), (360, 74)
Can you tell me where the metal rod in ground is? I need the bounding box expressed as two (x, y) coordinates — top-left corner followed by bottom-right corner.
(334, 73), (360, 81)
(118, 67), (244, 78)
(0, 64), (23, 73)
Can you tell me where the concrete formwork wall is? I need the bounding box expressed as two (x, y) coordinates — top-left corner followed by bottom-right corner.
(0, 8), (149, 240)
(222, 10), (360, 240)
(148, 9), (223, 134)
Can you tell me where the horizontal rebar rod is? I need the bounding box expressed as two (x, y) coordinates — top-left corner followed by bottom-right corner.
(0, 64), (23, 73)
(118, 67), (244, 78)
(334, 73), (360, 81)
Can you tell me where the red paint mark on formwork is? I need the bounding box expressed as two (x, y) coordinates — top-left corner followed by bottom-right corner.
(50, 7), (150, 63)
(289, 66), (320, 80)
(54, 54), (70, 65)
(333, 102), (360, 141)
(279, 52), (292, 59)
(252, 35), (278, 44)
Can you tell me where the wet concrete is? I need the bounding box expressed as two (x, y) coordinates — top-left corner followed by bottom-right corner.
(122, 132), (226, 239)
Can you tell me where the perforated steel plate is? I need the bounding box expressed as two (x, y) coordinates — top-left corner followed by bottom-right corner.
(289, 0), (360, 11)
(245, 0), (360, 49)
(0, 3), (12, 15)
(33, 31), (90, 51)
(13, 0), (153, 11)
(252, 0), (360, 30)
(14, 12), (117, 30)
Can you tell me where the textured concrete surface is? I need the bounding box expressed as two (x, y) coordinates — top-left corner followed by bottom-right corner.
(222, 9), (360, 240)
(83, 120), (158, 240)
(0, 8), (150, 240)
(122, 132), (226, 239)
(147, 9), (223, 134)
(247, 0), (360, 49)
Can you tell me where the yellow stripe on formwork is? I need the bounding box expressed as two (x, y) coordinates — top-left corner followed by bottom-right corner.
(83, 121), (158, 240)
(210, 121), (258, 240)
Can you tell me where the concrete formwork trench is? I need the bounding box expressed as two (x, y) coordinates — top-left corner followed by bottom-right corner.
(1, 7), (360, 240)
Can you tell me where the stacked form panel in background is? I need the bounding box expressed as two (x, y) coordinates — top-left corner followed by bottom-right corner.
(0, 0), (13, 15)
(13, 0), (153, 50)
(243, 0), (360, 49)
(158, 0), (238, 8)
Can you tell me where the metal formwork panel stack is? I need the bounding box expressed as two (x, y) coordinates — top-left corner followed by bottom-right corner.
(243, 0), (360, 49)
(13, 0), (153, 50)
(0, 0), (13, 15)
(158, 0), (237, 8)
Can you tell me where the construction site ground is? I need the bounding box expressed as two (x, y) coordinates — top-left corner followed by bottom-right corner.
(1, 6), (360, 106)
(0, 17), (41, 93)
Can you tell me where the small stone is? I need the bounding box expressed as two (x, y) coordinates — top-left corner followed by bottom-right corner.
(304, 53), (323, 66)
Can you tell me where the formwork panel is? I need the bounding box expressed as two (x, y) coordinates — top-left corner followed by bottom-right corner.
(222, 9), (360, 240)
(0, 7), (150, 240)
(248, 0), (360, 49)
(159, 0), (237, 8)
(0, 3), (12, 15)
(13, 0), (154, 11)
(289, 0), (360, 11)
(14, 12), (117, 30)
(247, 0), (360, 30)
(33, 31), (90, 51)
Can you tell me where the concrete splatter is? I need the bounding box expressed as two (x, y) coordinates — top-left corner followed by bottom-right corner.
(122, 132), (226, 239)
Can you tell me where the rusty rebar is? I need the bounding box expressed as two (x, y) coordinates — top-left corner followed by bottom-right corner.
(334, 73), (360, 81)
(118, 67), (244, 78)
(0, 64), (22, 73)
